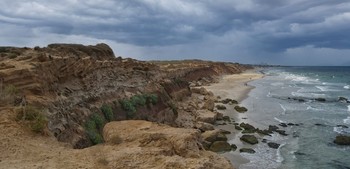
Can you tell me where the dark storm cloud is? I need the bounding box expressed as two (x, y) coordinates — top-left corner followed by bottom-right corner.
(1, 0), (350, 65)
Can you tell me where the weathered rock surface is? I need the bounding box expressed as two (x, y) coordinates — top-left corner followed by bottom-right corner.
(102, 121), (234, 168)
(240, 135), (258, 145)
(195, 121), (215, 132)
(216, 105), (227, 110)
(196, 110), (217, 124)
(234, 106), (248, 113)
(210, 141), (232, 152)
(267, 142), (280, 149)
(333, 135), (350, 145)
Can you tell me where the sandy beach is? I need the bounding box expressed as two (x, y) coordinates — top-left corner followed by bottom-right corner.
(204, 69), (264, 168)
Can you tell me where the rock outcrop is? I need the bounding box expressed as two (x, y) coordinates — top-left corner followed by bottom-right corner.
(103, 120), (234, 169)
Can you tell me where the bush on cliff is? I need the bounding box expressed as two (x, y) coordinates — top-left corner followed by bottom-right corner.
(101, 104), (114, 122)
(16, 105), (48, 134)
(85, 113), (105, 145)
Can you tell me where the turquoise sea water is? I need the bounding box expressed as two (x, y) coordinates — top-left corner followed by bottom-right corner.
(239, 67), (350, 169)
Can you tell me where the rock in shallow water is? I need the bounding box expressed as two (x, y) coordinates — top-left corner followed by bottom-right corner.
(334, 135), (350, 145)
(240, 135), (258, 145)
(239, 148), (255, 154)
(267, 142), (280, 149)
(210, 141), (232, 152)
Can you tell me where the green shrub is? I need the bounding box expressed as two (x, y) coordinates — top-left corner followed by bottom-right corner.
(87, 130), (103, 145)
(101, 104), (114, 122)
(146, 94), (158, 105)
(30, 113), (47, 133)
(130, 95), (146, 107)
(16, 105), (47, 133)
(120, 99), (136, 112)
(85, 113), (106, 145)
(91, 113), (105, 130)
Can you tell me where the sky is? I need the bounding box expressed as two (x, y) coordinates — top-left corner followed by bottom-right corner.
(1, 0), (350, 66)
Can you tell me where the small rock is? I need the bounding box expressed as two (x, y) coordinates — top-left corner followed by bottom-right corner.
(276, 130), (288, 136)
(235, 125), (243, 130)
(287, 123), (295, 126)
(268, 125), (279, 132)
(240, 135), (258, 145)
(338, 97), (349, 103)
(315, 98), (326, 102)
(242, 130), (255, 134)
(216, 112), (224, 120)
(262, 139), (267, 143)
(333, 135), (350, 145)
(240, 123), (256, 131)
(279, 123), (288, 127)
(230, 144), (237, 151)
(210, 141), (232, 152)
(234, 106), (248, 113)
(315, 123), (326, 127)
(336, 125), (348, 128)
(223, 116), (231, 122)
(239, 148), (255, 154)
(219, 129), (231, 135)
(216, 105), (227, 110)
(267, 142), (280, 149)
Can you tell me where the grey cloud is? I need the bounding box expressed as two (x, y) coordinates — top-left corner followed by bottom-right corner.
(1, 0), (350, 65)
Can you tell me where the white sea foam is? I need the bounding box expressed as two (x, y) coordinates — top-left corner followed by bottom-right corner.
(307, 106), (321, 111)
(344, 116), (350, 124)
(348, 105), (350, 112)
(344, 85), (350, 89)
(279, 104), (286, 115)
(276, 143), (285, 163)
(274, 117), (285, 123)
(315, 86), (327, 92)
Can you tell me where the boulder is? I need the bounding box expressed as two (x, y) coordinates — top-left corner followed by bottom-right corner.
(235, 125), (243, 130)
(338, 97), (349, 103)
(216, 105), (227, 110)
(223, 116), (231, 122)
(202, 99), (215, 111)
(230, 144), (237, 151)
(210, 141), (232, 152)
(336, 125), (349, 128)
(195, 122), (214, 132)
(334, 135), (350, 145)
(240, 135), (258, 145)
(196, 110), (217, 124)
(315, 98), (326, 102)
(267, 142), (280, 149)
(192, 87), (210, 95)
(234, 106), (248, 113)
(239, 148), (255, 154)
(216, 112), (224, 120)
(202, 130), (219, 143)
(268, 125), (279, 132)
(240, 123), (256, 131)
(221, 98), (238, 105)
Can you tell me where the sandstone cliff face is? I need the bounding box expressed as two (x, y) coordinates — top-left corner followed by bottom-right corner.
(0, 44), (250, 149)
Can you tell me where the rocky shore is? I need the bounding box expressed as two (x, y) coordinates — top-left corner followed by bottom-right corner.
(0, 43), (254, 169)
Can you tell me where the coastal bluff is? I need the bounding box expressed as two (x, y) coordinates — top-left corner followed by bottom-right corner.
(0, 43), (251, 168)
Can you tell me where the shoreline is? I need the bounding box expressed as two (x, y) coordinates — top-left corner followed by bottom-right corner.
(204, 69), (264, 168)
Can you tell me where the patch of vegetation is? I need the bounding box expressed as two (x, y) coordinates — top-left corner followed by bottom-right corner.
(146, 94), (158, 105)
(119, 93), (159, 119)
(8, 53), (18, 59)
(0, 47), (9, 53)
(119, 99), (136, 113)
(16, 105), (48, 134)
(85, 113), (105, 145)
(130, 95), (147, 106)
(4, 85), (18, 95)
(101, 104), (114, 122)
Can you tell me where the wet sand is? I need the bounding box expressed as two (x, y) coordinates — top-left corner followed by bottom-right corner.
(204, 69), (264, 168)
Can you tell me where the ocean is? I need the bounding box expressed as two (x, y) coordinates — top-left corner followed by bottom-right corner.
(238, 67), (350, 169)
